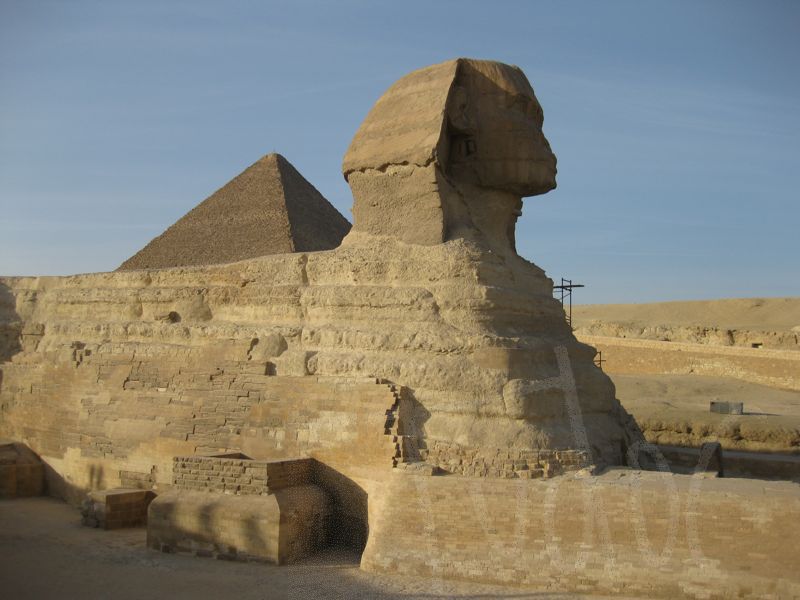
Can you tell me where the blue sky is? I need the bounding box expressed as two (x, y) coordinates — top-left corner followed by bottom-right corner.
(1, 0), (798, 303)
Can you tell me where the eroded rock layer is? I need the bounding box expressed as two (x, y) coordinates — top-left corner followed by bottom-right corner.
(0, 235), (638, 492)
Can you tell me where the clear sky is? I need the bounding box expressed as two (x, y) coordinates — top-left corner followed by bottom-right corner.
(1, 0), (798, 303)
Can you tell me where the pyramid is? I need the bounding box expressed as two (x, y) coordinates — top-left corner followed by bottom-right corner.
(117, 154), (351, 270)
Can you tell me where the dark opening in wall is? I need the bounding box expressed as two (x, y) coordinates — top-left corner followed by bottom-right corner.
(312, 461), (368, 553)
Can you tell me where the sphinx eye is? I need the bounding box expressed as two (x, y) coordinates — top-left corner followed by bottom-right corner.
(451, 134), (476, 158)
(464, 138), (476, 156)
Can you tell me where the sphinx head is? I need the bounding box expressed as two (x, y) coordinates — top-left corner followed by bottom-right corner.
(343, 58), (557, 252)
(445, 60), (556, 196)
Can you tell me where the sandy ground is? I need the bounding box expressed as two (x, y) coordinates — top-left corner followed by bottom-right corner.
(572, 297), (800, 332)
(612, 374), (800, 453)
(570, 297), (800, 450)
(0, 497), (617, 600)
(614, 373), (800, 418)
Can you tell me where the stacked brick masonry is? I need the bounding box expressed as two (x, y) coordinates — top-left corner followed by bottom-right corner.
(363, 471), (800, 598)
(173, 456), (268, 495)
(0, 344), (401, 493)
(1, 342), (604, 490)
(0, 441), (44, 498)
(172, 456), (313, 495)
(421, 440), (591, 478)
(81, 488), (154, 529)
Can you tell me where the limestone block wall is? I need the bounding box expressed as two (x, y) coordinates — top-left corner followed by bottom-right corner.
(0, 339), (401, 503)
(421, 440), (590, 478)
(0, 441), (44, 498)
(363, 470), (800, 599)
(172, 456), (314, 495)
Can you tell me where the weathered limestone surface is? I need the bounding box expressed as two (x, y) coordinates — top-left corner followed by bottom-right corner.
(0, 58), (668, 503)
(343, 59), (556, 254)
(118, 153), (351, 271)
(0, 236), (636, 490)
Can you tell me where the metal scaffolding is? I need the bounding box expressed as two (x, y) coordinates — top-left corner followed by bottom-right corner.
(553, 277), (584, 328)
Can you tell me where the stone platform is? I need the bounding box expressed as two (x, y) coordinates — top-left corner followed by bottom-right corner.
(81, 488), (154, 529)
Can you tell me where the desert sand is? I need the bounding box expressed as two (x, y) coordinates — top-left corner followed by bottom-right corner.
(573, 297), (800, 453)
(614, 373), (800, 453)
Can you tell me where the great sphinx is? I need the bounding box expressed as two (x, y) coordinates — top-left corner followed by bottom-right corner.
(0, 58), (638, 493)
(2, 59), (798, 598)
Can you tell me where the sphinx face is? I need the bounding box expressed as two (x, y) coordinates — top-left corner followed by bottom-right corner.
(447, 60), (557, 197)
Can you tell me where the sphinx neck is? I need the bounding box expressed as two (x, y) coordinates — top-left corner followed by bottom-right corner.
(447, 183), (523, 258)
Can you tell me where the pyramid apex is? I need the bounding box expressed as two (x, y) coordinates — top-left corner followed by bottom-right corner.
(246, 152), (284, 168)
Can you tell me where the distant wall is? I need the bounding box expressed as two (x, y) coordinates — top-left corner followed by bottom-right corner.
(575, 322), (799, 351)
(572, 297), (800, 352)
(578, 334), (800, 391)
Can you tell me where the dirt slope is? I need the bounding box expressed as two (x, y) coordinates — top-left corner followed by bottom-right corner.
(573, 297), (800, 350)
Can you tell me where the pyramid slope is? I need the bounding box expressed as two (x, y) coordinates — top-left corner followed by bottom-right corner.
(278, 156), (353, 252)
(118, 154), (351, 271)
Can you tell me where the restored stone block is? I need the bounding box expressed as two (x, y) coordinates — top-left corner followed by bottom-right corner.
(81, 488), (155, 529)
(147, 484), (330, 564)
